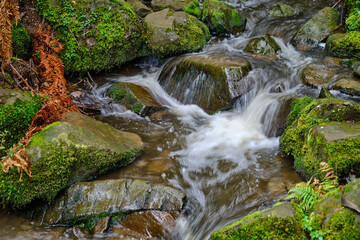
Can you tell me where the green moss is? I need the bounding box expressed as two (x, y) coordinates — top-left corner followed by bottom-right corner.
(35, 0), (149, 73)
(281, 97), (360, 179)
(323, 211), (360, 239)
(11, 22), (31, 60)
(107, 84), (143, 114)
(326, 31), (360, 58)
(0, 95), (42, 157)
(183, 0), (201, 19)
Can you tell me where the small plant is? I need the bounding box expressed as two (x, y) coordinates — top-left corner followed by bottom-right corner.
(286, 179), (319, 211)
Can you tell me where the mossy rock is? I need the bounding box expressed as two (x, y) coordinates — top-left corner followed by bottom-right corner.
(126, 0), (153, 18)
(292, 7), (340, 50)
(210, 202), (307, 239)
(158, 54), (251, 112)
(42, 178), (185, 225)
(301, 62), (339, 88)
(202, 0), (246, 35)
(332, 78), (360, 97)
(11, 22), (31, 60)
(281, 97), (360, 180)
(269, 3), (297, 18)
(0, 88), (42, 157)
(326, 32), (360, 58)
(151, 0), (201, 19)
(244, 35), (280, 55)
(0, 112), (143, 208)
(35, 0), (149, 73)
(145, 9), (210, 57)
(309, 179), (360, 239)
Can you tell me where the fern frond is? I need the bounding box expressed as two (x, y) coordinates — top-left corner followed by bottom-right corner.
(286, 183), (319, 211)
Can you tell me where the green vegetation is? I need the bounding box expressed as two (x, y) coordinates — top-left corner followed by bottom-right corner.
(0, 93), (42, 157)
(11, 22), (31, 60)
(184, 0), (202, 19)
(35, 0), (148, 73)
(107, 84), (143, 114)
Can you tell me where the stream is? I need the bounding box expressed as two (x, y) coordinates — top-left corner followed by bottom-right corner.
(1, 0), (357, 239)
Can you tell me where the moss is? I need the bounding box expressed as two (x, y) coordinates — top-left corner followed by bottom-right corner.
(35, 0), (149, 74)
(11, 22), (31, 60)
(0, 119), (142, 208)
(326, 31), (360, 58)
(107, 84), (143, 114)
(183, 0), (201, 19)
(281, 97), (360, 180)
(0, 95), (42, 157)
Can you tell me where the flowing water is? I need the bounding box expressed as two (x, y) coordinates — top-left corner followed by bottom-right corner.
(1, 0), (357, 239)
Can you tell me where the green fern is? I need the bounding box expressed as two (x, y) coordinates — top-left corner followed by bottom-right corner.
(286, 182), (319, 211)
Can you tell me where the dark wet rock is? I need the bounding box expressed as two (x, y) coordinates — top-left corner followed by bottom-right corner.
(281, 97), (360, 180)
(158, 54), (251, 112)
(202, 0), (246, 34)
(108, 211), (178, 239)
(108, 82), (164, 115)
(301, 62), (341, 88)
(293, 7), (340, 50)
(309, 179), (360, 239)
(127, 0), (152, 17)
(268, 97), (293, 137)
(145, 9), (210, 57)
(43, 178), (185, 224)
(0, 112), (143, 208)
(269, 3), (297, 18)
(354, 65), (360, 78)
(151, 0), (201, 18)
(326, 32), (360, 58)
(210, 202), (306, 239)
(318, 87), (334, 98)
(332, 78), (360, 97)
(92, 216), (110, 235)
(244, 35), (280, 56)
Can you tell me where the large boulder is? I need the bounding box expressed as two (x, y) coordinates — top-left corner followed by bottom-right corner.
(0, 88), (42, 156)
(43, 178), (185, 224)
(35, 0), (149, 73)
(202, 0), (246, 35)
(158, 54), (251, 112)
(269, 3), (297, 18)
(244, 35), (280, 56)
(210, 203), (306, 239)
(0, 112), (143, 208)
(151, 0), (201, 18)
(301, 62), (339, 88)
(332, 78), (360, 97)
(145, 9), (211, 57)
(292, 7), (340, 50)
(326, 32), (360, 58)
(280, 97), (360, 180)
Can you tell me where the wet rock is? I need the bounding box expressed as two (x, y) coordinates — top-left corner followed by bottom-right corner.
(281, 97), (360, 180)
(108, 82), (164, 115)
(318, 87), (334, 98)
(244, 35), (280, 56)
(301, 62), (340, 88)
(44, 179), (185, 224)
(210, 203), (306, 239)
(158, 54), (251, 112)
(292, 7), (340, 50)
(0, 112), (143, 208)
(202, 0), (246, 34)
(354, 66), (360, 78)
(92, 216), (110, 235)
(108, 211), (177, 239)
(127, 0), (152, 17)
(269, 3), (297, 17)
(145, 9), (210, 57)
(151, 0), (201, 18)
(326, 32), (360, 58)
(332, 78), (360, 97)
(309, 179), (360, 239)
(268, 97), (293, 137)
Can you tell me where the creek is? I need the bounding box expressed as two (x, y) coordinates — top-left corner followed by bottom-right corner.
(1, 0), (358, 239)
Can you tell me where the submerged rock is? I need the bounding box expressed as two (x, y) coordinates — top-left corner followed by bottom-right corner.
(145, 9), (211, 57)
(244, 35), (280, 56)
(326, 32), (360, 58)
(0, 112), (143, 208)
(202, 0), (246, 34)
(210, 203), (306, 239)
(43, 178), (185, 224)
(269, 3), (297, 18)
(158, 54), (251, 112)
(292, 7), (340, 50)
(280, 97), (360, 180)
(151, 0), (201, 18)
